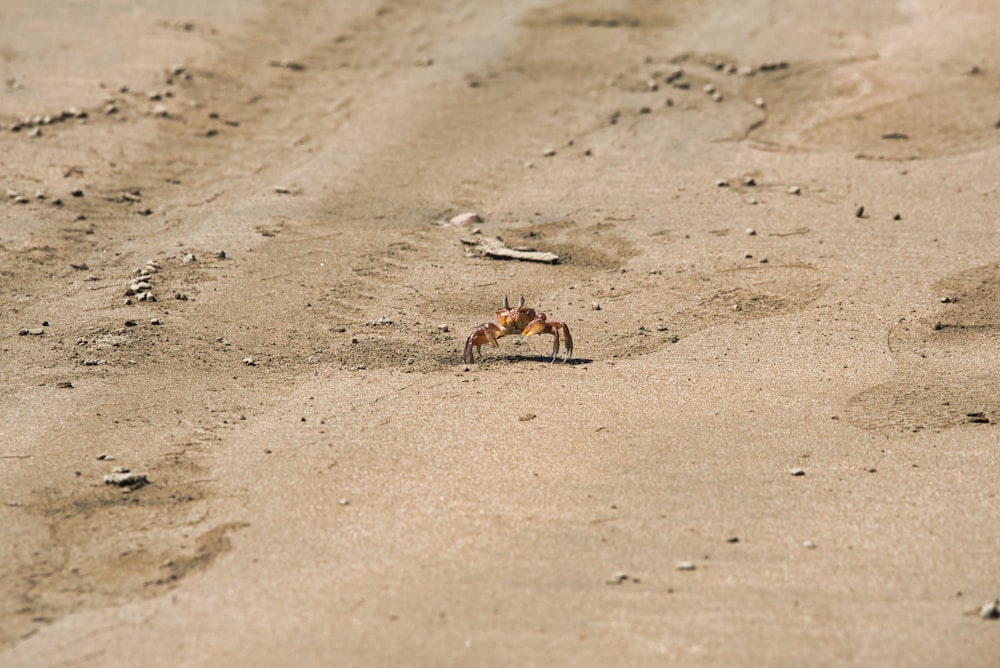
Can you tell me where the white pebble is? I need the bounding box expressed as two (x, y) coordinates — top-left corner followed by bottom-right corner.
(449, 212), (482, 226)
(790, 468), (805, 476)
(675, 561), (696, 571)
(788, 185), (801, 195)
(746, 227), (756, 236)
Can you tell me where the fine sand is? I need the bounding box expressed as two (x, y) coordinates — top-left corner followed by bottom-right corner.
(2, 1), (999, 666)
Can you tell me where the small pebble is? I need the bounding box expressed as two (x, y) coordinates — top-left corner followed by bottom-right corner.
(449, 212), (482, 226)
(518, 413), (536, 422)
(243, 357), (257, 366)
(716, 179), (729, 187)
(436, 324), (449, 333)
(981, 599), (999, 620)
(790, 468), (805, 476)
(591, 301), (601, 311)
(104, 470), (148, 487)
(675, 561), (696, 571)
(754, 97), (766, 108)
(855, 205), (865, 218)
(182, 253), (196, 264)
(150, 318), (161, 325)
(215, 250), (227, 259)
(542, 148), (556, 157)
(803, 540), (817, 549)
(744, 177), (756, 187)
(338, 498), (350, 506)
(788, 185), (801, 195)
(606, 571), (629, 585)
(746, 227), (756, 236)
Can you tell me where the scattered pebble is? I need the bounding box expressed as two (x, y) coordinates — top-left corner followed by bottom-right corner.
(338, 498), (350, 506)
(790, 467), (805, 476)
(606, 571), (629, 585)
(716, 179), (729, 188)
(436, 324), (449, 333)
(243, 357), (257, 366)
(788, 185), (801, 195)
(744, 177), (756, 187)
(215, 250), (227, 259)
(96, 454), (115, 461)
(542, 148), (556, 157)
(855, 205), (866, 219)
(726, 536), (740, 543)
(675, 561), (696, 571)
(268, 59), (307, 72)
(754, 97), (766, 108)
(18, 328), (44, 336)
(56, 381), (74, 389)
(104, 469), (148, 487)
(182, 253), (197, 264)
(591, 301), (601, 311)
(981, 599), (999, 620)
(802, 540), (817, 549)
(746, 227), (756, 236)
(518, 413), (536, 422)
(150, 318), (162, 325)
(71, 189), (84, 198)
(450, 212), (482, 226)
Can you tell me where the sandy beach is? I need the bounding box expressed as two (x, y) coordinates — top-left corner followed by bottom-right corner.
(2, 1), (999, 665)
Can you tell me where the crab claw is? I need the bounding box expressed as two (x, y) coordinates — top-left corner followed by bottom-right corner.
(463, 322), (501, 363)
(522, 313), (573, 363)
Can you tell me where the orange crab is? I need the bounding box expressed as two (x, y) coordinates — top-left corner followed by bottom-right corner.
(463, 295), (573, 363)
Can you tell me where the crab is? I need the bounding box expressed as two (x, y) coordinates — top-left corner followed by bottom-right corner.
(463, 295), (573, 363)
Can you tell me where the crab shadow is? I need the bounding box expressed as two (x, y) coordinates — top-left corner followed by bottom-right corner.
(465, 354), (593, 366)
